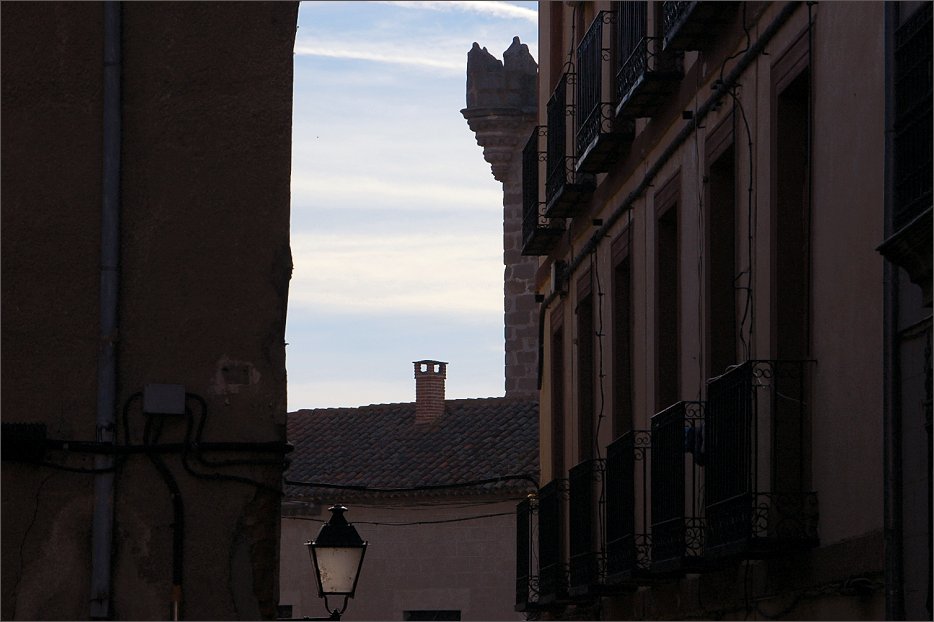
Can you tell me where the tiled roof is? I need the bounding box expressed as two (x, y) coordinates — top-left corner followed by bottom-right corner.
(284, 397), (539, 501)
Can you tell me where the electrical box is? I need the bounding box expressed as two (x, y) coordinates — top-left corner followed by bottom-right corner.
(1, 422), (47, 462)
(143, 383), (186, 415)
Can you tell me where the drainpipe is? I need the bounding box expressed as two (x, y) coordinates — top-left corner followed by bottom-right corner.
(881, 3), (905, 619)
(91, 1), (121, 618)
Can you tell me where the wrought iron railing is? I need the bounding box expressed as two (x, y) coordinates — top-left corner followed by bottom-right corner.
(704, 360), (819, 557)
(537, 478), (569, 602)
(515, 496), (539, 609)
(568, 459), (605, 592)
(544, 71), (595, 216)
(521, 125), (563, 255)
(613, 0), (682, 117)
(662, 1), (693, 38)
(893, 2), (932, 230)
(650, 401), (706, 571)
(605, 430), (652, 581)
(662, 1), (738, 51)
(614, 1), (647, 103)
(576, 12), (614, 158)
(546, 72), (573, 207)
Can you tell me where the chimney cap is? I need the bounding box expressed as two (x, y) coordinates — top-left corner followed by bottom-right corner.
(413, 360), (447, 377)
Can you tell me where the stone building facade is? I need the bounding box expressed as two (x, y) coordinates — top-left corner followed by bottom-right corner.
(1, 3), (298, 619)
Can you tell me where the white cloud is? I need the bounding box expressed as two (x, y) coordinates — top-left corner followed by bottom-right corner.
(383, 1), (538, 23)
(288, 378), (413, 409)
(294, 1), (538, 74)
(290, 173), (502, 213)
(288, 231), (503, 316)
(293, 43), (465, 73)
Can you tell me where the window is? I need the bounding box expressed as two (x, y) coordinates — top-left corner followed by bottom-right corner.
(551, 311), (566, 478)
(772, 41), (812, 494)
(655, 175), (680, 411)
(893, 2), (933, 230)
(612, 235), (633, 437)
(706, 117), (737, 376)
(774, 69), (810, 363)
(577, 278), (595, 461)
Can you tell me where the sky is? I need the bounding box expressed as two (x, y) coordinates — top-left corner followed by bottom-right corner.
(286, 1), (539, 410)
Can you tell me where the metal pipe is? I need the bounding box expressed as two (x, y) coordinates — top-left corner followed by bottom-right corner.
(881, 3), (905, 619)
(91, 1), (122, 618)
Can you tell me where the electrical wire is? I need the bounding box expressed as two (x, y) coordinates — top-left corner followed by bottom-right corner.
(143, 414), (185, 619)
(37, 461), (117, 474)
(12, 471), (56, 617)
(283, 473), (539, 495)
(590, 248), (608, 570)
(288, 510), (515, 527)
(331, 497), (523, 510)
(180, 404), (284, 496)
(718, 3), (751, 86)
(565, 2), (578, 74)
(724, 86), (756, 362)
(592, 249), (606, 462)
(693, 70), (706, 400)
(187, 394), (288, 468)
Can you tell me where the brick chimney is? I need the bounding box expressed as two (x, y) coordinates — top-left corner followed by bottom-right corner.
(414, 360), (447, 425)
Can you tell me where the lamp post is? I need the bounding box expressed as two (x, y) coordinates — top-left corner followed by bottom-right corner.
(304, 505), (368, 621)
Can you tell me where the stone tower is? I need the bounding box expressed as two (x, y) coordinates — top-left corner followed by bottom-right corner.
(461, 37), (539, 399)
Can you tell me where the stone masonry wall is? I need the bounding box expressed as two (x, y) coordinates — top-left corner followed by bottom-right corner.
(462, 37), (539, 399)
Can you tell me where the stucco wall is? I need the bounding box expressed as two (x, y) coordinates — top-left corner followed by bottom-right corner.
(1, 2), (298, 619)
(281, 500), (525, 621)
(807, 0), (885, 544)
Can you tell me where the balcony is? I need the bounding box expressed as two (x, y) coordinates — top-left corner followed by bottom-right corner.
(605, 430), (652, 586)
(545, 73), (595, 218)
(892, 1), (932, 232)
(576, 11), (635, 175)
(568, 459), (605, 597)
(521, 126), (565, 256)
(650, 401), (707, 575)
(704, 361), (819, 559)
(878, 3), (932, 306)
(537, 478), (569, 604)
(662, 1), (739, 52)
(614, 2), (682, 119)
(514, 496), (539, 611)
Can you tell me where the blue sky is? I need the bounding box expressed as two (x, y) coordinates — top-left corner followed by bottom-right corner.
(287, 1), (538, 409)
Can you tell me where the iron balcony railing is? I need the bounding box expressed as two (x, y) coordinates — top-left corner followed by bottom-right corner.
(576, 11), (634, 174)
(614, 1), (682, 119)
(650, 401), (706, 574)
(545, 73), (595, 218)
(568, 458), (605, 595)
(605, 429), (652, 584)
(662, 1), (738, 52)
(893, 2), (932, 231)
(662, 0), (692, 39)
(704, 360), (819, 558)
(521, 125), (564, 256)
(514, 496), (539, 611)
(537, 478), (569, 603)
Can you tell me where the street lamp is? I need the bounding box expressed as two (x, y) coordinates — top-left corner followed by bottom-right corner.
(305, 505), (368, 620)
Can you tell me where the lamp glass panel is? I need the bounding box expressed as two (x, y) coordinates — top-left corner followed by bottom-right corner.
(315, 547), (364, 595)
